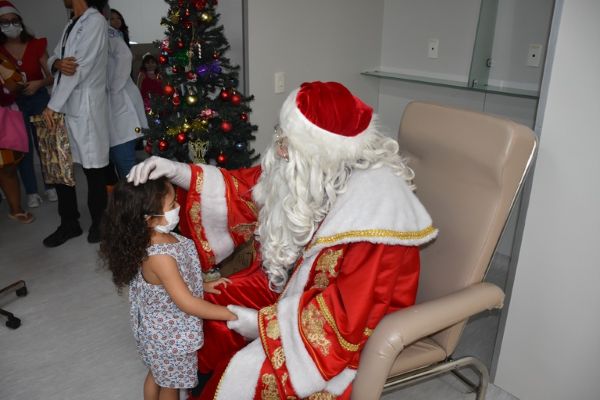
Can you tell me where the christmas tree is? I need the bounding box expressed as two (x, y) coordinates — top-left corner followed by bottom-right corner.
(143, 0), (259, 168)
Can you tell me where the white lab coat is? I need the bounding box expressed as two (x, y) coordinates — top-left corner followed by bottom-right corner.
(47, 8), (110, 169)
(107, 26), (147, 147)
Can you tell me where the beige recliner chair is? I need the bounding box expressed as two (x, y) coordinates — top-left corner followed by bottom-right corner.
(352, 101), (537, 400)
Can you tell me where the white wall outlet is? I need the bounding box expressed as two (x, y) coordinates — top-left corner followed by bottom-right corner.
(527, 44), (543, 67)
(428, 38), (439, 59)
(274, 72), (285, 94)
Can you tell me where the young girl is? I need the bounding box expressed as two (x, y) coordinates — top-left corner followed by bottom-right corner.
(137, 53), (162, 109)
(100, 178), (236, 400)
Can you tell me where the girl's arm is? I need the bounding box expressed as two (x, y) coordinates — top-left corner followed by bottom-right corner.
(136, 72), (144, 89)
(146, 254), (237, 321)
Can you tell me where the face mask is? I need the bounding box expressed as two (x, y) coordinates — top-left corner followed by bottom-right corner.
(154, 205), (180, 234)
(1, 24), (22, 39)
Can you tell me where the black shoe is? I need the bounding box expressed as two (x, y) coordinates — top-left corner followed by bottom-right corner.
(43, 222), (83, 247)
(87, 224), (101, 243)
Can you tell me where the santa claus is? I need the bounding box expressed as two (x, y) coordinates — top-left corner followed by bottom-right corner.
(128, 81), (437, 399)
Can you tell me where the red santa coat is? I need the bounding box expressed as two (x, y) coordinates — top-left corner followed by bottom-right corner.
(178, 163), (437, 400)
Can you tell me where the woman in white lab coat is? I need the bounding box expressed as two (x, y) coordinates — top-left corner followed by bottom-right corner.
(106, 21), (148, 178)
(42, 0), (110, 247)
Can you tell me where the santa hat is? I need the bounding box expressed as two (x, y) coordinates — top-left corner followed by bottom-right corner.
(0, 1), (20, 17)
(279, 81), (378, 158)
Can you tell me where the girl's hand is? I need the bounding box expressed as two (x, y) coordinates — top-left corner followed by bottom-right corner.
(203, 277), (232, 295)
(23, 80), (44, 96)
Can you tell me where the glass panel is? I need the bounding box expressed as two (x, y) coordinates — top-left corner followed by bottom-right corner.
(468, 0), (499, 89)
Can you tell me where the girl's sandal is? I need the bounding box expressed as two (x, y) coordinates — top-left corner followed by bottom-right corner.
(8, 212), (35, 224)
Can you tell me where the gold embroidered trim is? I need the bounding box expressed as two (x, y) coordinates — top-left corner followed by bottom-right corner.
(266, 319), (280, 340)
(261, 373), (279, 400)
(307, 392), (336, 400)
(272, 346), (286, 369)
(312, 249), (342, 289)
(308, 226), (437, 249)
(301, 303), (331, 356)
(363, 327), (374, 337)
(316, 294), (360, 352)
(195, 172), (204, 194)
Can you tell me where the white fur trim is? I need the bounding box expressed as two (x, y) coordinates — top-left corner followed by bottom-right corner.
(324, 367), (357, 395)
(306, 166), (438, 257)
(215, 339), (265, 400)
(278, 295), (327, 397)
(199, 165), (235, 263)
(279, 89), (377, 160)
(0, 5), (19, 16)
(281, 254), (317, 299)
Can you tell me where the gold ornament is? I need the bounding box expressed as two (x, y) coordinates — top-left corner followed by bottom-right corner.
(134, 127), (141, 133)
(166, 127), (179, 136)
(188, 140), (209, 164)
(200, 119), (209, 127)
(186, 95), (198, 105)
(182, 122), (192, 132)
(169, 10), (180, 24)
(200, 12), (212, 23)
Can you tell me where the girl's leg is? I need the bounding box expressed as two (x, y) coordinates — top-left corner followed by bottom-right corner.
(0, 164), (26, 215)
(144, 370), (159, 400)
(158, 387), (179, 400)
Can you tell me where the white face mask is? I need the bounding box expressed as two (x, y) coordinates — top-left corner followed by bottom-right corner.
(153, 205), (180, 233)
(1, 24), (22, 39)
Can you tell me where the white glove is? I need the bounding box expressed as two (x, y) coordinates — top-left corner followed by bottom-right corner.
(226, 305), (259, 340)
(127, 156), (191, 189)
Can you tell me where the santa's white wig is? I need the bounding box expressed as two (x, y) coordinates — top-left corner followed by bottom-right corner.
(253, 82), (414, 292)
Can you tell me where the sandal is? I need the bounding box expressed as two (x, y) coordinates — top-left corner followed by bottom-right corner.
(8, 212), (35, 224)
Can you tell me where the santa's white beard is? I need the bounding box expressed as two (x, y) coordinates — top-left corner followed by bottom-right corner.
(253, 146), (330, 292)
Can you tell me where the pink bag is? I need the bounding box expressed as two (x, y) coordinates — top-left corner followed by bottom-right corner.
(0, 104), (28, 153)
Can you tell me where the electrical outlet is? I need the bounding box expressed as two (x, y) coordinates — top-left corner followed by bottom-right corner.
(274, 72), (285, 94)
(527, 44), (543, 67)
(428, 38), (439, 59)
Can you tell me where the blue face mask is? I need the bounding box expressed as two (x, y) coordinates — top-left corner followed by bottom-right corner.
(153, 206), (180, 233)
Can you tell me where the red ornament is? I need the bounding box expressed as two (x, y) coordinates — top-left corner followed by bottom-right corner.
(212, 51), (220, 59)
(185, 8), (191, 17)
(217, 153), (226, 164)
(158, 55), (168, 64)
(177, 39), (185, 49)
(220, 120), (233, 133)
(184, 21), (192, 29)
(171, 65), (179, 74)
(219, 89), (231, 101)
(194, 0), (207, 10)
(230, 93), (242, 106)
(163, 84), (174, 96)
(186, 71), (197, 81)
(176, 132), (187, 144)
(144, 144), (153, 154)
(178, 0), (184, 5)
(158, 139), (169, 152)
(240, 112), (248, 122)
(172, 92), (181, 106)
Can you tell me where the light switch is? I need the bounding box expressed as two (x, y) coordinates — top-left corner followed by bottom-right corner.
(428, 38), (439, 59)
(527, 44), (543, 67)
(274, 72), (285, 94)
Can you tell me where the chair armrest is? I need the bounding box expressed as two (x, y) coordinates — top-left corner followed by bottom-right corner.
(351, 282), (504, 400)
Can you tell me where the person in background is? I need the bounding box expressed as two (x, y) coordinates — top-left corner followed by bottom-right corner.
(0, 1), (57, 208)
(42, 0), (110, 247)
(0, 53), (33, 223)
(136, 53), (162, 110)
(108, 8), (129, 47)
(103, 4), (147, 178)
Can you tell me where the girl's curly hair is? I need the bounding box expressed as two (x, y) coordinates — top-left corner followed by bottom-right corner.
(99, 178), (170, 292)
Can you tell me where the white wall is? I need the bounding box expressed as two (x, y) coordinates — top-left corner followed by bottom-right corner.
(495, 1), (600, 399)
(245, 0), (384, 155)
(13, 0), (70, 52)
(489, 0), (554, 91)
(380, 0), (480, 82)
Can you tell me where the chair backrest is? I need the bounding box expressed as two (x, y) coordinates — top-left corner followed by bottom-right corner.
(398, 101), (536, 354)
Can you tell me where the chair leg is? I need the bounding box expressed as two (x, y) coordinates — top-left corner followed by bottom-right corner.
(383, 356), (490, 399)
(0, 280), (27, 329)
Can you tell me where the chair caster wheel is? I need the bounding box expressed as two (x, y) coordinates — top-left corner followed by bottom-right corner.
(6, 316), (21, 329)
(16, 286), (27, 297)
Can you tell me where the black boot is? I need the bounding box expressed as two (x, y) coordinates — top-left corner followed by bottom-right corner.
(43, 220), (83, 247)
(87, 223), (101, 244)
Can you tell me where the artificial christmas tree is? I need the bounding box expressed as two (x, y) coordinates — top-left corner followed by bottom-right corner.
(143, 0), (258, 168)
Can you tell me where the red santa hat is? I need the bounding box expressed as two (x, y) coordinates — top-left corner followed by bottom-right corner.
(0, 1), (20, 17)
(278, 81), (378, 158)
